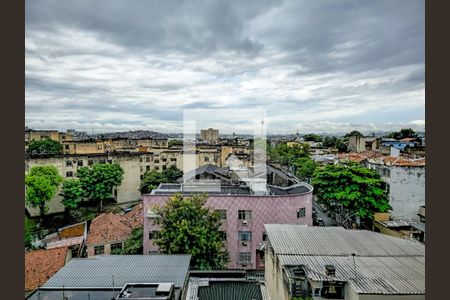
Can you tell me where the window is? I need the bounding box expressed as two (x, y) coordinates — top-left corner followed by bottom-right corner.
(146, 157), (150, 162)
(204, 157), (209, 162)
(170, 158), (177, 162)
(66, 171), (73, 177)
(238, 231), (252, 241)
(216, 209), (227, 220)
(65, 145), (70, 150)
(113, 189), (118, 197)
(99, 159), (106, 164)
(97, 144), (102, 150)
(162, 158), (167, 162)
(154, 159), (159, 164)
(162, 165), (167, 170)
(149, 230), (159, 240)
(262, 232), (267, 241)
(66, 160), (73, 167)
(107, 159), (113, 164)
(88, 160), (94, 166)
(155, 166), (159, 171)
(146, 165), (150, 172)
(77, 160), (83, 167)
(297, 208), (306, 218)
(111, 243), (123, 254)
(238, 210), (252, 220)
(94, 245), (104, 255)
(239, 252), (251, 265)
(140, 175), (144, 180)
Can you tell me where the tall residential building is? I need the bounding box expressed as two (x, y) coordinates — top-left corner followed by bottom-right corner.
(201, 128), (219, 143)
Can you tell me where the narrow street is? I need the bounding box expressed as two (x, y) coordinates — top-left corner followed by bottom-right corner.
(313, 196), (337, 227)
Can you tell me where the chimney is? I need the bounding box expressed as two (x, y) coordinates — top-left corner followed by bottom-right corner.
(325, 265), (336, 277)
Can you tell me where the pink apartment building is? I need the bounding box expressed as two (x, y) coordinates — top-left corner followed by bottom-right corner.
(143, 182), (313, 269)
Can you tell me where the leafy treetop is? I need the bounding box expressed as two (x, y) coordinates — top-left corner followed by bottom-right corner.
(77, 163), (124, 211)
(27, 138), (63, 155)
(152, 193), (229, 269)
(140, 165), (183, 194)
(60, 178), (84, 210)
(312, 162), (391, 220)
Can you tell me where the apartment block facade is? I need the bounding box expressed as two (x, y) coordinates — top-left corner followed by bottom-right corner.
(143, 183), (313, 270)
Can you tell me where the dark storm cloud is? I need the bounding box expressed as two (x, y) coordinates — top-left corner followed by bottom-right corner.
(25, 0), (424, 133)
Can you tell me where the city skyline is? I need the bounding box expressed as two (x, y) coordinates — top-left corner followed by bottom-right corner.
(26, 0), (424, 134)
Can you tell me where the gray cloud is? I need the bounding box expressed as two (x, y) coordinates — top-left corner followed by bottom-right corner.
(25, 0), (424, 134)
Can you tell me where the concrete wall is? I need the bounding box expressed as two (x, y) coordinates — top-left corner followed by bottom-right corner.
(86, 241), (125, 257)
(265, 247), (290, 300)
(143, 192), (313, 269)
(388, 166), (425, 221)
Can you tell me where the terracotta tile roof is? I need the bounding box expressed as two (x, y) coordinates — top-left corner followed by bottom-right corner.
(381, 156), (425, 167)
(400, 137), (417, 142)
(123, 202), (144, 228)
(339, 151), (425, 167)
(86, 213), (133, 246)
(25, 247), (68, 291)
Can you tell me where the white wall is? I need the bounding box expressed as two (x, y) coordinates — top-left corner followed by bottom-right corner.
(388, 166), (425, 221)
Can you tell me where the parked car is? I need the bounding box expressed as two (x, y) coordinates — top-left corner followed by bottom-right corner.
(316, 217), (325, 226)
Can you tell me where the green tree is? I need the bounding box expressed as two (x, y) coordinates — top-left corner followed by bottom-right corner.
(303, 133), (323, 142)
(168, 140), (182, 148)
(293, 158), (317, 180)
(25, 216), (36, 250)
(322, 136), (337, 148)
(25, 175), (58, 217)
(163, 165), (183, 182)
(140, 166), (183, 194)
(60, 179), (84, 210)
(77, 163), (124, 212)
(312, 163), (390, 224)
(388, 128), (418, 140)
(344, 130), (364, 138)
(140, 170), (167, 194)
(119, 226), (144, 254)
(335, 138), (348, 152)
(25, 166), (63, 217)
(29, 165), (63, 187)
(274, 143), (311, 166)
(152, 193), (229, 269)
(27, 138), (63, 155)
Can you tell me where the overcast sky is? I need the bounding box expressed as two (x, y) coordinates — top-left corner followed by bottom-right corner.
(25, 0), (424, 134)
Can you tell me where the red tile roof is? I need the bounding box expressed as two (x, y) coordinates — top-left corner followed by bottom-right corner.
(86, 203), (143, 246)
(25, 247), (68, 291)
(339, 151), (425, 167)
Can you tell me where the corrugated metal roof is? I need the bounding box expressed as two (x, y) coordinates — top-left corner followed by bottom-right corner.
(43, 255), (191, 289)
(265, 225), (425, 257)
(265, 225), (425, 295)
(278, 255), (424, 295)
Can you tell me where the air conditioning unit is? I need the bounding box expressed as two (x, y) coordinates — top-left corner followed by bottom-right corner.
(241, 242), (248, 246)
(242, 220), (248, 225)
